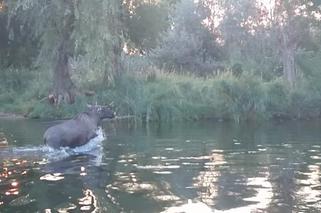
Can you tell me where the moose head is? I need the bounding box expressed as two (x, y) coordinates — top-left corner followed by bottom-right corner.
(87, 103), (116, 119)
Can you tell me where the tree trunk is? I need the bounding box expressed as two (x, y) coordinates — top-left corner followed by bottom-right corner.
(51, 40), (75, 105)
(49, 0), (75, 105)
(282, 46), (296, 88)
(280, 27), (297, 88)
(111, 39), (123, 79)
(104, 1), (124, 82)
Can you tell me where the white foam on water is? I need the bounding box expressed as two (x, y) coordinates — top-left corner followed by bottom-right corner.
(45, 127), (106, 162)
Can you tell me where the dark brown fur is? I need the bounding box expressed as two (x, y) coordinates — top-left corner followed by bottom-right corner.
(44, 105), (115, 149)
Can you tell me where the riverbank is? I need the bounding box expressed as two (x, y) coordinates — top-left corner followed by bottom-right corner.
(1, 70), (321, 122)
(0, 112), (25, 119)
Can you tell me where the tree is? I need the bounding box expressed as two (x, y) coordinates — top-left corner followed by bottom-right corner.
(271, 0), (321, 87)
(52, 0), (76, 104)
(124, 2), (169, 52)
(7, 0), (77, 104)
(122, 0), (177, 53)
(152, 0), (224, 75)
(214, 0), (321, 85)
(69, 0), (126, 87)
(0, 0), (8, 66)
(7, 0), (126, 104)
(1, 0), (36, 68)
(216, 0), (277, 76)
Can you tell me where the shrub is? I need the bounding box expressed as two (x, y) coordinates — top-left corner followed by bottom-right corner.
(3, 64), (321, 123)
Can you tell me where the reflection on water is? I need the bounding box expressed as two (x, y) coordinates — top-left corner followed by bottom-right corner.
(1, 120), (321, 212)
(193, 150), (224, 206)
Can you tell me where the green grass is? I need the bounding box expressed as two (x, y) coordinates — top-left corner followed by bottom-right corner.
(1, 67), (321, 122)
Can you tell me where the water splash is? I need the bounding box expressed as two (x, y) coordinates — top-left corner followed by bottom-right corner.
(45, 127), (105, 162)
(0, 127), (106, 163)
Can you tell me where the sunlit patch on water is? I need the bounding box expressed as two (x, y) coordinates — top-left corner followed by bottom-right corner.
(109, 146), (282, 211)
(136, 165), (180, 170)
(310, 155), (321, 160)
(40, 189), (100, 212)
(153, 171), (173, 174)
(39, 173), (64, 181)
(162, 199), (214, 213)
(77, 189), (98, 212)
(296, 162), (321, 207)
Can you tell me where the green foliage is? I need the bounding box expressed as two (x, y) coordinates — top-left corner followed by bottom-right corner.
(125, 1), (171, 51)
(0, 67), (31, 92)
(7, 0), (125, 88)
(73, 68), (280, 122)
(264, 79), (290, 117)
(73, 0), (125, 83)
(288, 79), (321, 119)
(297, 50), (321, 79)
(28, 97), (88, 119)
(2, 63), (321, 122)
(151, 0), (224, 75)
(0, 3), (37, 67)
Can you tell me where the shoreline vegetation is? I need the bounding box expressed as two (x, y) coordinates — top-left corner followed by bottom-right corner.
(0, 112), (25, 119)
(1, 68), (321, 123)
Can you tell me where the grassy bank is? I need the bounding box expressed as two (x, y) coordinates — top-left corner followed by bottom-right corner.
(1, 67), (321, 122)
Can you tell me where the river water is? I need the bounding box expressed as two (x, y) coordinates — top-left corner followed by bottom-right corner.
(1, 119), (321, 212)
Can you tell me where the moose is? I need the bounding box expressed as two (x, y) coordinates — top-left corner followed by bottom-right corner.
(43, 104), (115, 149)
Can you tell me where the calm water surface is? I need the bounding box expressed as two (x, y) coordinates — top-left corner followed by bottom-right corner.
(1, 119), (321, 212)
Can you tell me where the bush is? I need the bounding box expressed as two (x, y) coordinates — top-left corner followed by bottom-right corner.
(3, 64), (321, 122)
(264, 79), (290, 118)
(102, 70), (270, 122)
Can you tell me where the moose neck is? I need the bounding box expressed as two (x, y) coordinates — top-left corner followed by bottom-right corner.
(76, 110), (101, 127)
(89, 111), (101, 125)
